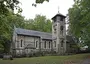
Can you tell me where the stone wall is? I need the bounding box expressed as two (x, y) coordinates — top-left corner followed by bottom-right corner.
(13, 35), (52, 56)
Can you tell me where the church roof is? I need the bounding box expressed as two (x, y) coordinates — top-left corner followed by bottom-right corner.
(15, 28), (52, 40)
(15, 28), (75, 43)
(52, 13), (66, 20)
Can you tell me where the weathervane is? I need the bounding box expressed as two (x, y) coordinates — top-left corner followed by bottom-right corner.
(58, 6), (60, 13)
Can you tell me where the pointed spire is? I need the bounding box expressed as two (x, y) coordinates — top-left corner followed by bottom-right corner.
(58, 6), (60, 13)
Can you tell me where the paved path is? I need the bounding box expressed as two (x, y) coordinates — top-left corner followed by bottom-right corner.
(81, 59), (90, 64)
(64, 58), (90, 64)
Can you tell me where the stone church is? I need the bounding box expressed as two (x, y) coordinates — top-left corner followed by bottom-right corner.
(11, 13), (78, 56)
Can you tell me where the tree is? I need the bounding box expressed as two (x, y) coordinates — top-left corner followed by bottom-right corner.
(0, 12), (25, 53)
(0, 0), (49, 14)
(68, 0), (90, 48)
(0, 0), (22, 15)
(0, 0), (50, 53)
(25, 15), (52, 33)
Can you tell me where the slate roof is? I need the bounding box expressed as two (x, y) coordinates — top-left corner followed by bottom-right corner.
(15, 28), (52, 40)
(15, 28), (75, 43)
(52, 13), (66, 20)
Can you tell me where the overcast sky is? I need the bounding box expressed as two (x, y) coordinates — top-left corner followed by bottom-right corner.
(19, 0), (74, 19)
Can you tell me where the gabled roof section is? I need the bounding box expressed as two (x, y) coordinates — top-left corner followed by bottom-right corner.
(66, 35), (75, 43)
(52, 13), (66, 20)
(15, 28), (52, 40)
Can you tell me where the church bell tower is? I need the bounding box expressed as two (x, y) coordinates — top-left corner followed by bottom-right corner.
(52, 12), (66, 55)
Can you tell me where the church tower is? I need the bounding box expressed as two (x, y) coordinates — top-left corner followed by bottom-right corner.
(52, 12), (66, 55)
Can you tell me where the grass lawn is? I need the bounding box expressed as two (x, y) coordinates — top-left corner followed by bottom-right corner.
(0, 53), (90, 64)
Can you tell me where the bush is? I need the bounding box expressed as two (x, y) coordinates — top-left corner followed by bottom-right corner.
(14, 51), (57, 58)
(0, 54), (3, 58)
(3, 54), (13, 60)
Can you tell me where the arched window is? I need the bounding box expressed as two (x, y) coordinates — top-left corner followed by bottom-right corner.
(61, 17), (63, 21)
(60, 26), (64, 36)
(54, 28), (56, 33)
(21, 39), (23, 47)
(49, 42), (51, 48)
(61, 40), (64, 47)
(44, 41), (46, 48)
(60, 26), (64, 30)
(54, 41), (56, 47)
(36, 41), (38, 48)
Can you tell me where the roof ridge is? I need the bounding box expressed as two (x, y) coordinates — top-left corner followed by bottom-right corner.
(16, 28), (52, 34)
